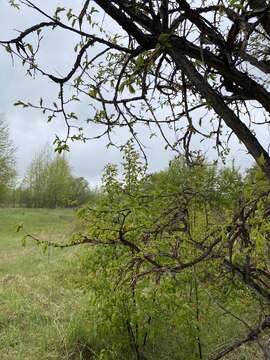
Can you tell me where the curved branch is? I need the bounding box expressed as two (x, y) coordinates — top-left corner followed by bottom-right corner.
(209, 315), (270, 360)
(168, 45), (270, 181)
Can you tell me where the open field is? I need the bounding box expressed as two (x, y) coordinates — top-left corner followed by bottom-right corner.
(0, 208), (264, 360)
(0, 208), (89, 360)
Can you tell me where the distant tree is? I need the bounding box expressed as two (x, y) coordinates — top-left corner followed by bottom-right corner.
(0, 116), (16, 204)
(150, 156), (242, 209)
(20, 147), (91, 208)
(68, 176), (92, 207)
(20, 148), (50, 207)
(45, 155), (72, 208)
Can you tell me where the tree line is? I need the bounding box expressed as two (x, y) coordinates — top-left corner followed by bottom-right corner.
(0, 118), (93, 208)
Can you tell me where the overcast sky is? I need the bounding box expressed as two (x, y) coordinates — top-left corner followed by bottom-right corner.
(0, 0), (178, 186)
(0, 0), (265, 186)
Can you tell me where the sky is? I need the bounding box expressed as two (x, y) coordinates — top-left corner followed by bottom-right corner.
(0, 0), (265, 186)
(0, 0), (178, 186)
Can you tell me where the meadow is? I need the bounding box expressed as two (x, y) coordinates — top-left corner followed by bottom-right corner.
(0, 188), (265, 359)
(0, 208), (90, 360)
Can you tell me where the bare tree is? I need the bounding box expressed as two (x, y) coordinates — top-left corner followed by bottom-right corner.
(1, 0), (270, 176)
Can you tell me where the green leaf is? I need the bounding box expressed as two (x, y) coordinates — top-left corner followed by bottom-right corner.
(89, 88), (98, 97)
(27, 43), (34, 55)
(14, 100), (28, 108)
(55, 6), (65, 16)
(128, 84), (135, 94)
(9, 0), (20, 9)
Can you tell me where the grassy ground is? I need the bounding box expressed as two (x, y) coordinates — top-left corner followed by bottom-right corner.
(0, 208), (264, 360)
(0, 208), (88, 360)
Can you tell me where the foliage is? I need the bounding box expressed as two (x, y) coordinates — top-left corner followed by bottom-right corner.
(60, 143), (267, 359)
(0, 116), (16, 203)
(8, 143), (270, 359)
(18, 147), (91, 208)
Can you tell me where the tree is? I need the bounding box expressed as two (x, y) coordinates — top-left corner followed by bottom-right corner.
(68, 176), (92, 206)
(45, 155), (73, 208)
(17, 143), (270, 359)
(0, 116), (16, 203)
(3, 1), (270, 358)
(20, 148), (50, 207)
(2, 1), (270, 178)
(20, 147), (91, 208)
(66, 145), (265, 359)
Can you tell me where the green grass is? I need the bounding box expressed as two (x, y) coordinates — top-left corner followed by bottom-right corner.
(0, 208), (88, 360)
(0, 209), (264, 360)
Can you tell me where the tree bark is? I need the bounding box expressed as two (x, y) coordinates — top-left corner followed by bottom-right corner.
(247, 0), (270, 37)
(168, 45), (270, 182)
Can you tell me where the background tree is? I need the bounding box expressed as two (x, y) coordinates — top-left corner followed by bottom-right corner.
(19, 147), (91, 208)
(20, 148), (50, 208)
(68, 176), (93, 207)
(0, 116), (16, 204)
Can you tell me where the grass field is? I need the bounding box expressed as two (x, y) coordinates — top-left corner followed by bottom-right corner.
(0, 208), (89, 360)
(0, 209), (264, 360)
